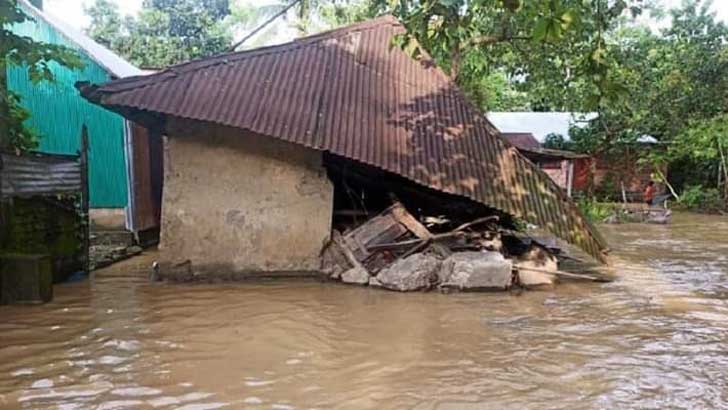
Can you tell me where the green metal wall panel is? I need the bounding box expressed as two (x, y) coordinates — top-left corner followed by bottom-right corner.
(7, 14), (129, 208)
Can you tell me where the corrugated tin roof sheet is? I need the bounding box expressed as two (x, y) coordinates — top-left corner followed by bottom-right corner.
(1, 151), (82, 198)
(18, 0), (143, 78)
(502, 133), (541, 150)
(79, 16), (607, 261)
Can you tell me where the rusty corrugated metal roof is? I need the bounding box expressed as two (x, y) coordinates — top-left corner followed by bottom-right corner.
(502, 133), (541, 150)
(1, 151), (82, 198)
(80, 16), (607, 261)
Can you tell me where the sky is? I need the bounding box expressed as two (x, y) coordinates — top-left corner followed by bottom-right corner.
(43, 0), (728, 34)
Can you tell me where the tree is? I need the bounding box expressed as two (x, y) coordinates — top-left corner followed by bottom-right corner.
(85, 0), (122, 49)
(543, 133), (570, 150)
(572, 1), (728, 201)
(668, 115), (728, 202)
(1, 0), (82, 150)
(373, 0), (644, 109)
(85, 0), (232, 68)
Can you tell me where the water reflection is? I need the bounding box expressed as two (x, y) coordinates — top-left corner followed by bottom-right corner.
(1, 213), (727, 409)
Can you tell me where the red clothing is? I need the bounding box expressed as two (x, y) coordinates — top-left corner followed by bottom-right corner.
(644, 185), (656, 203)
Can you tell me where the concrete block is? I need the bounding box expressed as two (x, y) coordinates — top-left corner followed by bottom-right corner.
(1, 254), (53, 304)
(375, 253), (441, 292)
(518, 270), (557, 288)
(438, 251), (512, 291)
(341, 266), (370, 285)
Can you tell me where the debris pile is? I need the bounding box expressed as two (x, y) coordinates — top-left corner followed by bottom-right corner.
(322, 202), (604, 292)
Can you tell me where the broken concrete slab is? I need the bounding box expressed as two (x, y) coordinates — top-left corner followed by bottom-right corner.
(341, 266), (370, 285)
(90, 245), (144, 271)
(374, 253), (440, 292)
(438, 251), (512, 291)
(518, 270), (557, 288)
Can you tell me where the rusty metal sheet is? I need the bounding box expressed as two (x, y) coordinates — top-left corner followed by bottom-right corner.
(501, 133), (541, 150)
(79, 16), (607, 261)
(1, 151), (82, 198)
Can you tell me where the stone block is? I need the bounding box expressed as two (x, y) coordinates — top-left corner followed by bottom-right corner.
(1, 254), (53, 304)
(375, 253), (441, 292)
(438, 251), (512, 291)
(341, 266), (370, 285)
(518, 270), (556, 288)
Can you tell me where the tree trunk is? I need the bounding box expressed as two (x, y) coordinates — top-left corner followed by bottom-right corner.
(718, 137), (728, 203)
(450, 46), (461, 82)
(0, 59), (9, 150)
(656, 168), (680, 201)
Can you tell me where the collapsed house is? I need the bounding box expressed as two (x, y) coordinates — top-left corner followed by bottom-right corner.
(78, 16), (608, 287)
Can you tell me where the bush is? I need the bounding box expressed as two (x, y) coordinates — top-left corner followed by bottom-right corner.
(577, 198), (615, 223)
(678, 185), (724, 213)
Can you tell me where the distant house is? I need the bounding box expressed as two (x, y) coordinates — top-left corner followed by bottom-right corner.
(80, 16), (608, 277)
(491, 112), (662, 200)
(502, 132), (590, 197)
(7, 0), (162, 235)
(487, 112), (597, 143)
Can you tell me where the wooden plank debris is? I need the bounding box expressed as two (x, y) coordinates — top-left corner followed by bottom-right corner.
(324, 199), (603, 292)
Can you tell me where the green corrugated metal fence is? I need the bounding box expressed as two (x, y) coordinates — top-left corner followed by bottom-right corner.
(7, 13), (129, 208)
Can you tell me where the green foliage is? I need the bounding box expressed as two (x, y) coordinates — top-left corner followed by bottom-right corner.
(677, 185), (724, 212)
(577, 198), (615, 223)
(374, 0), (643, 110)
(456, 61), (530, 111)
(1, 0), (83, 151)
(1, 90), (39, 151)
(543, 133), (570, 150)
(85, 0), (232, 68)
(318, 0), (378, 28)
(673, 114), (728, 162)
(577, 2), (728, 173)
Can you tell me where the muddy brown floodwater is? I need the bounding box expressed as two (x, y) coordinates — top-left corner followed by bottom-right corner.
(2, 213), (728, 410)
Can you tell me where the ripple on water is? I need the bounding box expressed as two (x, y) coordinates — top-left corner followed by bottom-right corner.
(0, 213), (727, 409)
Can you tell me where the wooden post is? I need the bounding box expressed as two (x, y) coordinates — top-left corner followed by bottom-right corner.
(79, 125), (90, 275)
(0, 60), (9, 151)
(566, 160), (575, 198)
(718, 137), (728, 203)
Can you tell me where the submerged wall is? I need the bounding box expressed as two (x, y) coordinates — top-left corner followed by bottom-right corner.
(0, 197), (84, 283)
(158, 119), (334, 279)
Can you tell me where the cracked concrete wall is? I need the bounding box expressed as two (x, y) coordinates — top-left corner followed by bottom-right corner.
(158, 119), (334, 278)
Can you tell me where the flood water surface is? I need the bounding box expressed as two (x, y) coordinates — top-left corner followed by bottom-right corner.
(1, 213), (728, 409)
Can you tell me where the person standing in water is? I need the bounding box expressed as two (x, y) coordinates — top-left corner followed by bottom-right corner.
(643, 180), (656, 206)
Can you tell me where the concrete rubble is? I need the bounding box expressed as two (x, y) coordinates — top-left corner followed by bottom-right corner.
(322, 201), (608, 293)
(90, 230), (144, 270)
(341, 266), (371, 285)
(438, 252), (512, 291)
(374, 254), (441, 292)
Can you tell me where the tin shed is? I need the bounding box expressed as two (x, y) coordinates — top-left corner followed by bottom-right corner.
(6, 0), (161, 234)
